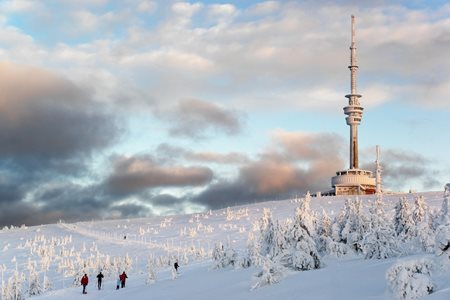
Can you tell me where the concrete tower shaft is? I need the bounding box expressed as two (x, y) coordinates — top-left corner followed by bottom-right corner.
(344, 15), (363, 170)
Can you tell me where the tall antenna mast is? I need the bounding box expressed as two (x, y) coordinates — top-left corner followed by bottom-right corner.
(376, 145), (382, 194)
(344, 15), (364, 169)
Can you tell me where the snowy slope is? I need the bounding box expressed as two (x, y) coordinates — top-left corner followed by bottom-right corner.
(1, 191), (450, 300)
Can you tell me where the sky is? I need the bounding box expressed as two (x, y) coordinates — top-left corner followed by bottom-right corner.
(0, 0), (449, 226)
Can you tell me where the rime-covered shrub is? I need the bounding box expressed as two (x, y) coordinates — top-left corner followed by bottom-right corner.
(146, 258), (156, 284)
(435, 223), (450, 258)
(251, 256), (286, 290)
(241, 232), (259, 268)
(27, 269), (43, 296)
(386, 258), (434, 300)
(212, 242), (238, 269)
(4, 271), (25, 300)
(324, 238), (353, 258)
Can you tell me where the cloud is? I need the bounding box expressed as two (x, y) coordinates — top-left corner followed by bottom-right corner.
(156, 143), (250, 164)
(361, 147), (442, 191)
(185, 151), (250, 164)
(103, 154), (214, 196)
(0, 182), (105, 226)
(247, 1), (280, 15)
(269, 130), (345, 161)
(160, 99), (245, 139)
(137, 0), (157, 13)
(0, 62), (120, 165)
(191, 130), (346, 209)
(0, 62), (121, 226)
(1, 0), (38, 13)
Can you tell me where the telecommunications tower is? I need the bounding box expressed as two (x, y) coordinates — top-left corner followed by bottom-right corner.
(331, 16), (376, 195)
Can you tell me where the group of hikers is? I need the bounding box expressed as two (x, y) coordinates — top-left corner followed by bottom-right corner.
(80, 262), (179, 294)
(80, 271), (128, 294)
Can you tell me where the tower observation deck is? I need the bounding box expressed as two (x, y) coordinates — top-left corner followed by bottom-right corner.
(331, 16), (376, 195)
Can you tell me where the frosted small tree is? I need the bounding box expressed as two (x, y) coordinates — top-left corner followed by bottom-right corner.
(241, 232), (259, 268)
(269, 221), (289, 259)
(362, 196), (400, 259)
(212, 242), (225, 268)
(386, 258), (434, 300)
(412, 196), (428, 225)
(146, 258), (156, 284)
(289, 221), (321, 270)
(434, 196), (450, 268)
(72, 266), (86, 287)
(294, 192), (316, 236)
(251, 256), (286, 290)
(316, 210), (332, 253)
(258, 209), (275, 257)
(325, 237), (353, 258)
(27, 266), (43, 296)
(340, 198), (367, 252)
(394, 197), (415, 239)
(438, 196), (449, 226)
(212, 242), (237, 269)
(43, 274), (52, 292)
(331, 209), (346, 242)
(406, 195), (434, 253)
(123, 253), (133, 272)
(5, 270), (25, 300)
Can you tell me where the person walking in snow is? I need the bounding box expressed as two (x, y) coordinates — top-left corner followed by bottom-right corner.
(81, 274), (89, 294)
(119, 271), (128, 288)
(174, 261), (179, 272)
(96, 271), (104, 290)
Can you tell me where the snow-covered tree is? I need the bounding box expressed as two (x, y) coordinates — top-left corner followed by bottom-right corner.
(295, 192), (316, 237)
(123, 253), (133, 272)
(438, 196), (450, 226)
(324, 237), (353, 258)
(43, 274), (52, 292)
(386, 258), (434, 300)
(316, 210), (332, 253)
(241, 232), (259, 268)
(412, 195), (428, 225)
(362, 196), (400, 259)
(212, 242), (238, 269)
(146, 258), (156, 285)
(251, 256), (286, 290)
(287, 216), (321, 270)
(258, 209), (275, 257)
(340, 198), (367, 252)
(269, 221), (289, 259)
(5, 270), (25, 300)
(27, 266), (42, 296)
(394, 197), (415, 241)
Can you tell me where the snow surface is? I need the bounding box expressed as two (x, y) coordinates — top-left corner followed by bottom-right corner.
(1, 191), (450, 300)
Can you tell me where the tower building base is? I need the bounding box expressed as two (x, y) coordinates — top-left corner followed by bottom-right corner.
(331, 169), (376, 195)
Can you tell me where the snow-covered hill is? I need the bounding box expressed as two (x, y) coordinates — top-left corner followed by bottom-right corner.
(1, 191), (450, 300)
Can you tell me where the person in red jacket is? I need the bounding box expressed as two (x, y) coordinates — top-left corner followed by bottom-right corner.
(81, 274), (89, 294)
(119, 271), (128, 288)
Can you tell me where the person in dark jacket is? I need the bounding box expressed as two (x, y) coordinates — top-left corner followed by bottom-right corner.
(119, 271), (128, 288)
(81, 274), (89, 294)
(174, 261), (179, 272)
(96, 271), (104, 290)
